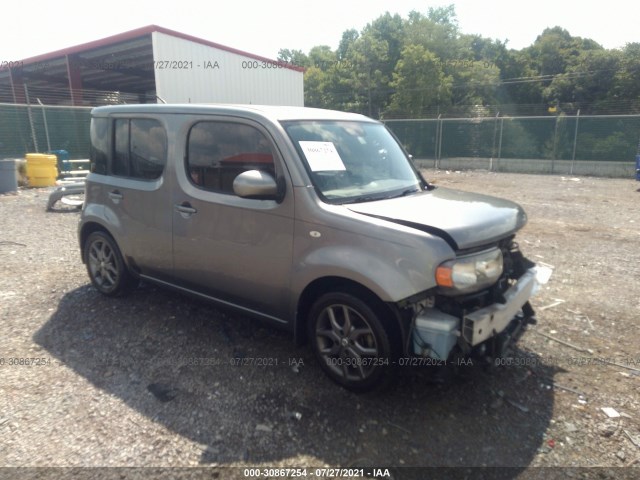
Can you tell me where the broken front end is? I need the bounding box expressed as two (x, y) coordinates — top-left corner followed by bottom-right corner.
(405, 237), (552, 362)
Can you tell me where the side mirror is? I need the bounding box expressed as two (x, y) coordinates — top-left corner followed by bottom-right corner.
(233, 170), (279, 200)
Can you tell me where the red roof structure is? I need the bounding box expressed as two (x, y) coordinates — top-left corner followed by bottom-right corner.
(0, 25), (303, 106)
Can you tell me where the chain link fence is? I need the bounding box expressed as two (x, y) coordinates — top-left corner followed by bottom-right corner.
(386, 114), (640, 177)
(2, 103), (639, 177)
(0, 103), (91, 160)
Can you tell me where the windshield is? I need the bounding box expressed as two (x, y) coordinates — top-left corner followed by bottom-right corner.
(283, 120), (424, 204)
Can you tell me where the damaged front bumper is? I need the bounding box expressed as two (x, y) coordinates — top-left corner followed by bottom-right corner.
(412, 265), (552, 360)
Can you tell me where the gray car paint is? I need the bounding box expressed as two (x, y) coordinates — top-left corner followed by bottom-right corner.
(347, 187), (528, 251)
(81, 104), (527, 330)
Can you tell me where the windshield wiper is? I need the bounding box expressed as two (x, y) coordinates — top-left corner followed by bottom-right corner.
(389, 187), (422, 199)
(343, 187), (422, 204)
(342, 194), (385, 204)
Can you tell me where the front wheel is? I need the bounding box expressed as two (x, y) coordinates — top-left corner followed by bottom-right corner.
(308, 291), (397, 392)
(84, 231), (138, 296)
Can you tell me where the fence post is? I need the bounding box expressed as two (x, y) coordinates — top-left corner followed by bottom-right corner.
(491, 112), (500, 171)
(570, 109), (580, 175)
(434, 116), (439, 169)
(437, 115), (443, 169)
(435, 114), (441, 169)
(552, 115), (560, 174)
(37, 99), (52, 152)
(24, 85), (39, 153)
(497, 117), (504, 171)
(636, 134), (640, 181)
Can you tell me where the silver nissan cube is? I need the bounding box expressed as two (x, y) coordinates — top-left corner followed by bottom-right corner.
(79, 104), (550, 391)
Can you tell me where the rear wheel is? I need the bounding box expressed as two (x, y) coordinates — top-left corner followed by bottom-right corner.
(84, 231), (137, 296)
(308, 291), (397, 392)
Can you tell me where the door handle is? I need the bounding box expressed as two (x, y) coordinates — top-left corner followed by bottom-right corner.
(108, 190), (123, 203)
(175, 202), (197, 217)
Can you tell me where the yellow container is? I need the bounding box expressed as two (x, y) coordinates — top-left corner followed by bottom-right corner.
(25, 153), (58, 187)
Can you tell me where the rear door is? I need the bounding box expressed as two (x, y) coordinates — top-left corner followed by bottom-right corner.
(103, 116), (173, 279)
(171, 118), (295, 323)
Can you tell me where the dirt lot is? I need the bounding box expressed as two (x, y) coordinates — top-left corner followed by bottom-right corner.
(1, 171), (639, 479)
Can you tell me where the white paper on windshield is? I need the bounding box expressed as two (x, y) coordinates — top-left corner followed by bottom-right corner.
(299, 141), (346, 171)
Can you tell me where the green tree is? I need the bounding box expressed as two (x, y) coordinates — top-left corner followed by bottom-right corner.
(295, 46), (341, 108)
(332, 13), (407, 116)
(526, 27), (601, 76)
(404, 6), (460, 61)
(362, 13), (405, 82)
(278, 4), (635, 117)
(303, 66), (327, 108)
(343, 33), (390, 116)
(337, 29), (359, 60)
(386, 44), (452, 118)
(494, 49), (544, 107)
(277, 48), (310, 68)
(498, 28), (603, 110)
(307, 45), (337, 70)
(460, 34), (508, 64)
(450, 61), (501, 107)
(611, 43), (640, 106)
(543, 49), (620, 105)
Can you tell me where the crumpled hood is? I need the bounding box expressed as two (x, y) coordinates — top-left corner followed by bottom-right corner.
(347, 187), (527, 250)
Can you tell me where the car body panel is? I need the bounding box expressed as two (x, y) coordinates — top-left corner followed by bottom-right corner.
(288, 185), (454, 309)
(347, 187), (527, 251)
(80, 104), (547, 383)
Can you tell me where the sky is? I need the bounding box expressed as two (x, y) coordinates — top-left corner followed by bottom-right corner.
(1, 0), (636, 63)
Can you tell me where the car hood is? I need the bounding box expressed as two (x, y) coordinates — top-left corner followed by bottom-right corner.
(347, 187), (527, 250)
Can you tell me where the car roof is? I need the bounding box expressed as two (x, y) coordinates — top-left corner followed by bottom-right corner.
(91, 103), (378, 123)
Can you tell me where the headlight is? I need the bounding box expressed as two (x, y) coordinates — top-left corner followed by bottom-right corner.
(436, 248), (503, 294)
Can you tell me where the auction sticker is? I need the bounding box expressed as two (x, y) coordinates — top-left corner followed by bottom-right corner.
(299, 141), (346, 171)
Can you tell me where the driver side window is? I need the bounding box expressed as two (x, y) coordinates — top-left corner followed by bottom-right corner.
(186, 121), (276, 194)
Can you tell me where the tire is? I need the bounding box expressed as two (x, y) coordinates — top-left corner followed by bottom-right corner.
(84, 231), (138, 297)
(308, 291), (398, 392)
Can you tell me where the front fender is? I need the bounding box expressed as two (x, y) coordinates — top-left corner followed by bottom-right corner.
(292, 244), (428, 303)
(289, 208), (458, 324)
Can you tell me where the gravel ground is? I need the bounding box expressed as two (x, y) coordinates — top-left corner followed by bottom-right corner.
(1, 171), (639, 479)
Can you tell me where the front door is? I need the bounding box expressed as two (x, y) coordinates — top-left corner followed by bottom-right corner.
(171, 119), (294, 322)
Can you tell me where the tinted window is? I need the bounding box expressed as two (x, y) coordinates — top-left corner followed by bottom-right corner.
(89, 117), (109, 174)
(112, 118), (167, 179)
(187, 122), (275, 194)
(113, 119), (129, 176)
(283, 120), (422, 204)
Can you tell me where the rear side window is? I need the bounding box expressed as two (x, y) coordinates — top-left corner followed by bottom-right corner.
(89, 117), (109, 174)
(187, 121), (275, 194)
(112, 118), (167, 179)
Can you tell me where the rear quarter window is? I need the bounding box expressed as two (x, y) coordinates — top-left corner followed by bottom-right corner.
(112, 118), (167, 180)
(89, 117), (109, 174)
